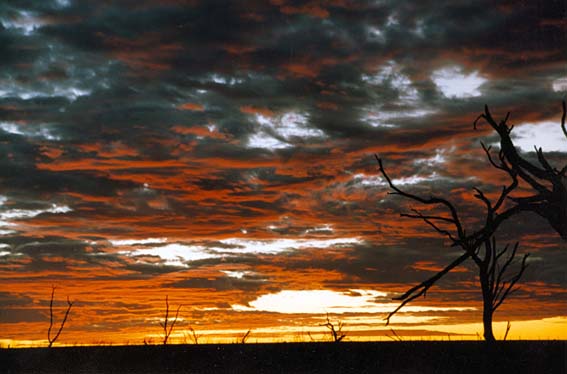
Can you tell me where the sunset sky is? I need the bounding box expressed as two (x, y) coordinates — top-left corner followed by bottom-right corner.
(1, 0), (566, 347)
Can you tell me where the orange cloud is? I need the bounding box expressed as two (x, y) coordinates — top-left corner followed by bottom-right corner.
(170, 125), (229, 140)
(411, 261), (469, 273)
(103, 33), (183, 74)
(240, 106), (274, 117)
(177, 103), (205, 111)
(316, 101), (339, 111)
(271, 0), (330, 18)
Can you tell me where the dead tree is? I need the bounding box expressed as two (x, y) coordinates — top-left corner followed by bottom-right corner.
(160, 295), (181, 345)
(377, 158), (528, 342)
(321, 313), (346, 342)
(474, 101), (567, 239)
(47, 286), (73, 348)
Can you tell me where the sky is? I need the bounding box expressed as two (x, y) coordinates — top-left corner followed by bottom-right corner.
(1, 0), (566, 347)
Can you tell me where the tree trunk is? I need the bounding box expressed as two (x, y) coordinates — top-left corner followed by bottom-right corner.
(482, 300), (495, 342)
(480, 273), (496, 343)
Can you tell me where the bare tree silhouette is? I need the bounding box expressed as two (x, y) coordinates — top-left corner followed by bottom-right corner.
(47, 286), (73, 348)
(377, 158), (529, 342)
(474, 101), (567, 239)
(321, 313), (346, 342)
(375, 102), (566, 341)
(160, 295), (181, 345)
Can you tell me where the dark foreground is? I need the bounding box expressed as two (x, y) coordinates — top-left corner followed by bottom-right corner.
(1, 341), (566, 374)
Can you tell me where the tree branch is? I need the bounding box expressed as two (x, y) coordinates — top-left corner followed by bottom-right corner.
(385, 251), (470, 325)
(492, 248), (529, 312)
(376, 156), (465, 238)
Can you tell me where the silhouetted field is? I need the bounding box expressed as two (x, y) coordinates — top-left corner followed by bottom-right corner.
(2, 341), (565, 374)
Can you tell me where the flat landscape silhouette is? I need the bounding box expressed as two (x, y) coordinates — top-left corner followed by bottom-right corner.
(2, 341), (566, 374)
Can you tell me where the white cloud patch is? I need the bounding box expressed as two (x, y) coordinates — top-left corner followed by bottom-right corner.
(247, 132), (291, 150)
(305, 224), (334, 234)
(552, 77), (567, 92)
(353, 172), (438, 187)
(367, 26), (385, 43)
(247, 112), (325, 150)
(110, 237), (168, 246)
(0, 46), (107, 102)
(1, 11), (46, 35)
(0, 203), (72, 236)
(220, 237), (359, 254)
(118, 237), (361, 267)
(362, 61), (419, 102)
(55, 0), (71, 7)
(362, 61), (437, 128)
(386, 14), (399, 27)
(362, 108), (435, 128)
(206, 74), (244, 86)
(413, 148), (450, 166)
(0, 204), (71, 221)
(232, 289), (474, 314)
(0, 122), (60, 140)
(221, 270), (260, 279)
(511, 121), (567, 153)
(413, 19), (425, 37)
(124, 243), (218, 267)
(0, 82), (91, 101)
(432, 66), (487, 98)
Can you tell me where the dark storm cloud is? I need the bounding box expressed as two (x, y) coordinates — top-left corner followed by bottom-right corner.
(166, 272), (267, 292)
(0, 308), (45, 324)
(0, 292), (42, 324)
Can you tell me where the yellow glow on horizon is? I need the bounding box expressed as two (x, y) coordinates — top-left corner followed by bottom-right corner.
(3, 317), (566, 348)
(431, 317), (567, 340)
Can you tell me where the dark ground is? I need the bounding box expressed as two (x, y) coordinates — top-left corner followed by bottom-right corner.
(1, 341), (566, 374)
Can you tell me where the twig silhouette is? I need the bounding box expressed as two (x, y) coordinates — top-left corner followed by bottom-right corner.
(239, 329), (252, 344)
(386, 328), (403, 342)
(47, 286), (73, 348)
(320, 313), (346, 342)
(160, 295), (181, 345)
(503, 321), (512, 341)
(185, 326), (201, 345)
